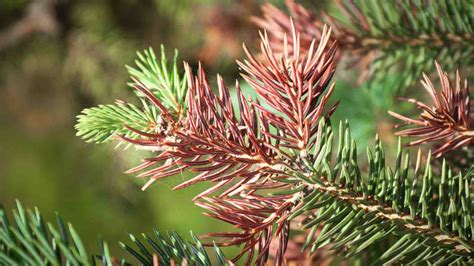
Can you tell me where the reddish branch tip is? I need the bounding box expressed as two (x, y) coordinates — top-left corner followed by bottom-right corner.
(121, 15), (340, 264)
(389, 62), (472, 157)
(239, 21), (338, 155)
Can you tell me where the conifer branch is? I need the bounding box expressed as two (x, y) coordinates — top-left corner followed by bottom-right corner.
(121, 231), (228, 266)
(74, 14), (473, 265)
(238, 23), (339, 155)
(75, 100), (161, 145)
(289, 120), (473, 264)
(76, 46), (187, 147)
(254, 0), (474, 89)
(126, 46), (188, 118)
(389, 62), (473, 157)
(0, 200), (229, 266)
(78, 23), (339, 264)
(0, 200), (114, 265)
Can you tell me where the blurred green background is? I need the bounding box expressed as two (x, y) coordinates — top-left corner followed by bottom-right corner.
(0, 0), (296, 259)
(0, 0), (396, 261)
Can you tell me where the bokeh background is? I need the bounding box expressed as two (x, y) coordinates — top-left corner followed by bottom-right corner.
(0, 0), (398, 261)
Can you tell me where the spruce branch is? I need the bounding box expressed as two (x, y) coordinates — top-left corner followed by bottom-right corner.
(0, 200), (229, 265)
(75, 15), (473, 265)
(120, 231), (229, 266)
(124, 63), (284, 192)
(121, 61), (294, 263)
(238, 23), (339, 155)
(76, 46), (186, 146)
(75, 100), (160, 146)
(289, 120), (474, 264)
(254, 0), (474, 89)
(0, 200), (114, 265)
(389, 62), (473, 157)
(126, 46), (188, 118)
(80, 23), (338, 264)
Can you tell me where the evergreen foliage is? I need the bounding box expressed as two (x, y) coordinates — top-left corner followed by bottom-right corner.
(3, 0), (472, 265)
(291, 120), (473, 264)
(0, 201), (228, 265)
(72, 22), (473, 264)
(0, 200), (109, 265)
(126, 46), (188, 117)
(121, 231), (227, 266)
(76, 46), (187, 145)
(255, 0), (474, 91)
(75, 101), (159, 145)
(335, 0), (474, 89)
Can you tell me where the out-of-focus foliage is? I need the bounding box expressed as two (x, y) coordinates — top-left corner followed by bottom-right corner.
(0, 200), (107, 265)
(121, 231), (228, 265)
(0, 200), (229, 265)
(1, 0), (284, 260)
(345, 0), (474, 91)
(65, 1), (137, 100)
(126, 46), (188, 115)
